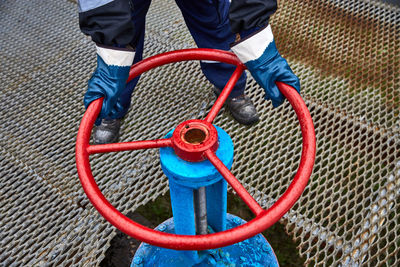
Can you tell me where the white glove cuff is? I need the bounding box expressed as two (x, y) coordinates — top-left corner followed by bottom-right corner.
(96, 44), (135, 67)
(231, 25), (274, 64)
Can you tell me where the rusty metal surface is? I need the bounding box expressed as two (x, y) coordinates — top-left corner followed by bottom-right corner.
(0, 0), (399, 266)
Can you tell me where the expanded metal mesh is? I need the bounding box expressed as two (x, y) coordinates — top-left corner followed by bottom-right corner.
(0, 0), (399, 266)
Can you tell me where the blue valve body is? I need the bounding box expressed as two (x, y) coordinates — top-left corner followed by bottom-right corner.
(132, 126), (278, 266)
(132, 214), (278, 267)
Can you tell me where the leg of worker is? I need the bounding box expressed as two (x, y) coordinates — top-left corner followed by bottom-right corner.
(113, 0), (152, 119)
(174, 0), (247, 98)
(94, 0), (151, 144)
(175, 0), (259, 125)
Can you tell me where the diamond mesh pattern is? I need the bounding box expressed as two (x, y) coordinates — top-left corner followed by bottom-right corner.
(0, 0), (399, 266)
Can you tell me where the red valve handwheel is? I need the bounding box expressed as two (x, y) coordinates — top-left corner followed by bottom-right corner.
(76, 48), (316, 250)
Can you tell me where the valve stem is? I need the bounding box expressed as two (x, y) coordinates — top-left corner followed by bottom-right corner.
(194, 187), (208, 235)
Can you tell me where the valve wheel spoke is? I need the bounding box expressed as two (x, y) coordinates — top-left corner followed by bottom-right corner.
(76, 97), (173, 155)
(87, 139), (172, 154)
(204, 149), (264, 216)
(205, 66), (244, 123)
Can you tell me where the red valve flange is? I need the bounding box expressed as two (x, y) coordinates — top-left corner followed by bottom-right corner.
(171, 119), (218, 162)
(76, 48), (316, 250)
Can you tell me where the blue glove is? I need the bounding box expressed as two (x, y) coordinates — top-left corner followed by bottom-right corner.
(231, 25), (300, 108)
(84, 44), (135, 125)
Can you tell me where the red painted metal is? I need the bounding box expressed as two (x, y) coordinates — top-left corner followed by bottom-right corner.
(127, 49), (244, 84)
(204, 149), (264, 216)
(88, 139), (172, 154)
(171, 119), (218, 162)
(205, 67), (244, 123)
(75, 49), (316, 251)
(77, 98), (173, 155)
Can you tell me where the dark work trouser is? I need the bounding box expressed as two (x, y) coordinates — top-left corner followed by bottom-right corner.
(115, 0), (247, 119)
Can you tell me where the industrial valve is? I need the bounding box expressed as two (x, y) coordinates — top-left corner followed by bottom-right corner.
(76, 49), (316, 266)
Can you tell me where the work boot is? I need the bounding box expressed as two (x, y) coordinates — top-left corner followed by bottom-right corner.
(214, 88), (259, 125)
(93, 118), (121, 144)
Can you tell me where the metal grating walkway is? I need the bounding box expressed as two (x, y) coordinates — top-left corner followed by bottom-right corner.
(0, 0), (399, 266)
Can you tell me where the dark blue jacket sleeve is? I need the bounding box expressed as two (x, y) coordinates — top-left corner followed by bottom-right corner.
(229, 0), (277, 33)
(79, 0), (135, 46)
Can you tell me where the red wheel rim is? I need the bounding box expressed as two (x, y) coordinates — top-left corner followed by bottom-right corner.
(76, 48), (316, 250)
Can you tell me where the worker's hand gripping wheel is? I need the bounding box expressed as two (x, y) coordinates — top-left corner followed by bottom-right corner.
(76, 49), (316, 253)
